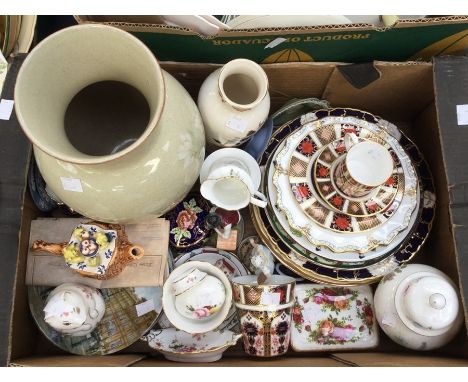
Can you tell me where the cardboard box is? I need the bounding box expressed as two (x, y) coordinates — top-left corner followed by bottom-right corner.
(75, 16), (468, 64)
(2, 55), (468, 366)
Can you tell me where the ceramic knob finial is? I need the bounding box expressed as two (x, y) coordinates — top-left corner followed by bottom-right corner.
(429, 293), (446, 310)
(398, 275), (459, 334)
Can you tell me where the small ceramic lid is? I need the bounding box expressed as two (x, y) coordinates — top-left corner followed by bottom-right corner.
(395, 272), (460, 336)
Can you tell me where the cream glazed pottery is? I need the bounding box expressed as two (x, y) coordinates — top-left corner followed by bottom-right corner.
(162, 261), (232, 333)
(43, 283), (105, 337)
(374, 264), (464, 350)
(15, 24), (205, 223)
(173, 268), (226, 320)
(198, 58), (270, 148)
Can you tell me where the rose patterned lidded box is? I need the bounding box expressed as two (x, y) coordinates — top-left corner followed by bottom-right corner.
(291, 284), (379, 351)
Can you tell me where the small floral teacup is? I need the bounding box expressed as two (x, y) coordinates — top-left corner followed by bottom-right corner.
(173, 268), (226, 321)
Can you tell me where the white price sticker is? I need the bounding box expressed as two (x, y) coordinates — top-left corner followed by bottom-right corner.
(456, 104), (468, 126)
(260, 292), (281, 305)
(60, 177), (83, 192)
(135, 299), (155, 317)
(0, 99), (14, 120)
(226, 116), (247, 133)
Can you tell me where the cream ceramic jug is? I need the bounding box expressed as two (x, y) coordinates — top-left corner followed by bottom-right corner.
(15, 24), (205, 223)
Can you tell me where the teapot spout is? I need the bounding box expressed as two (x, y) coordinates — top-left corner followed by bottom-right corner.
(125, 244), (145, 260)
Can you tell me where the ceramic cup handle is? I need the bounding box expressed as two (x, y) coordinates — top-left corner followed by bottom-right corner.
(344, 132), (359, 151)
(250, 191), (268, 208)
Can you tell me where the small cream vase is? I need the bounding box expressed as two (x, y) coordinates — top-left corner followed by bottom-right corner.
(197, 58), (270, 148)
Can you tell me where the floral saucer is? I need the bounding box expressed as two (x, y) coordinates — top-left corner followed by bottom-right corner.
(291, 284), (379, 351)
(165, 193), (211, 251)
(143, 328), (241, 362)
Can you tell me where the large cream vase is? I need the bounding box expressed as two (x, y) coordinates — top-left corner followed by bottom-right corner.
(15, 24), (205, 223)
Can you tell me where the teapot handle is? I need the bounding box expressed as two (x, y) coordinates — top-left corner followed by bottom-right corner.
(31, 240), (67, 256)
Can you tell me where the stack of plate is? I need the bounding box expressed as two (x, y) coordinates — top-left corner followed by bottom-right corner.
(250, 108), (435, 285)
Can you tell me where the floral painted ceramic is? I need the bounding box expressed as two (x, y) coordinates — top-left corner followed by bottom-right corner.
(162, 261), (232, 334)
(374, 264), (463, 350)
(165, 194), (211, 251)
(174, 247), (250, 331)
(291, 284), (379, 351)
(31, 221), (144, 279)
(173, 268), (226, 321)
(43, 283), (105, 337)
(232, 275), (295, 357)
(143, 328), (241, 362)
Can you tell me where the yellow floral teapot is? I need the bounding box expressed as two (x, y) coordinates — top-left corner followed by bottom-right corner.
(31, 221), (144, 279)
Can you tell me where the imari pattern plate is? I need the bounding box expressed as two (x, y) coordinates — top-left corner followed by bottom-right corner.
(273, 111), (419, 253)
(249, 108), (435, 284)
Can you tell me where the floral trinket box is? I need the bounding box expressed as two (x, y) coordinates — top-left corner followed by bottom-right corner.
(291, 284), (379, 351)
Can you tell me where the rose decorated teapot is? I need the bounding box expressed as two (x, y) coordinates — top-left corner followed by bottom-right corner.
(374, 264), (464, 350)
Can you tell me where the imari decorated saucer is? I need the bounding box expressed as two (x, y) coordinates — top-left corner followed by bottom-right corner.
(250, 108), (435, 284)
(272, 110), (418, 253)
(313, 137), (402, 218)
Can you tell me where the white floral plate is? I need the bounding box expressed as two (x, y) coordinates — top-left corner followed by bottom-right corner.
(273, 115), (418, 253)
(291, 284), (379, 351)
(143, 328), (241, 362)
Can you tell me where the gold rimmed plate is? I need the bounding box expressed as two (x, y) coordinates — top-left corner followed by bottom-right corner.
(272, 111), (419, 253)
(250, 108), (435, 284)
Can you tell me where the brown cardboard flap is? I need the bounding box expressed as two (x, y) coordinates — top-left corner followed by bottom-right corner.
(10, 354), (145, 367)
(76, 15), (468, 37)
(434, 55), (468, 333)
(330, 352), (468, 367)
(161, 61), (337, 113)
(324, 61), (434, 121)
